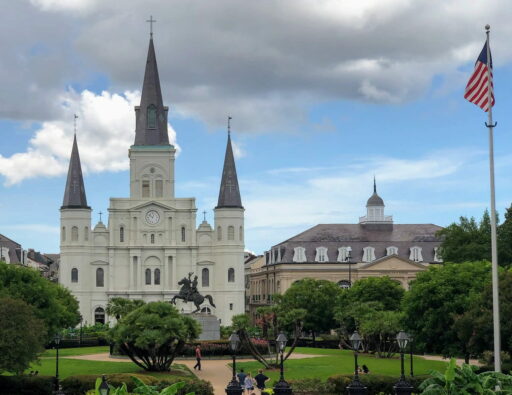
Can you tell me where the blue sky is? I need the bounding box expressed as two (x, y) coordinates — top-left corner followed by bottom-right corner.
(1, 1), (512, 254)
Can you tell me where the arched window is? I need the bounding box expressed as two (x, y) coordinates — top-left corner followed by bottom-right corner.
(181, 226), (186, 242)
(386, 246), (398, 256)
(71, 268), (78, 283)
(228, 226), (235, 240)
(409, 246), (423, 262)
(150, 234), (155, 244)
(120, 226), (124, 243)
(154, 268), (161, 285)
(96, 268), (104, 287)
(202, 268), (210, 287)
(84, 227), (89, 241)
(142, 180), (150, 198)
(362, 247), (376, 263)
(61, 226), (66, 242)
(315, 247), (329, 262)
(147, 104), (157, 129)
(145, 268), (151, 285)
(337, 280), (351, 289)
(217, 226), (222, 241)
(94, 307), (105, 324)
(200, 306), (212, 314)
(292, 247), (307, 263)
(239, 226), (243, 241)
(228, 268), (235, 283)
(71, 226), (79, 241)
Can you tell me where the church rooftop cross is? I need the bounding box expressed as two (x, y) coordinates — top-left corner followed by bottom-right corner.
(146, 15), (156, 38)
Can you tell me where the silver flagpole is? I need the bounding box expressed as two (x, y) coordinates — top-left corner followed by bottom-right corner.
(485, 24), (501, 373)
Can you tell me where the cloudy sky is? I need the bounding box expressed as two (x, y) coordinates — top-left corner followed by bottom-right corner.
(1, 0), (512, 254)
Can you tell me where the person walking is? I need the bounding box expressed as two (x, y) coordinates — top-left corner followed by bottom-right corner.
(237, 368), (247, 386)
(254, 369), (269, 393)
(244, 372), (255, 394)
(193, 344), (202, 370)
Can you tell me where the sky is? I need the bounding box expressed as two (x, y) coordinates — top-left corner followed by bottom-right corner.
(1, 0), (512, 255)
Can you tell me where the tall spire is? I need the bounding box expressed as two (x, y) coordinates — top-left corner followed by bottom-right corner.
(373, 175), (377, 193)
(216, 117), (243, 209)
(62, 134), (89, 209)
(134, 34), (170, 146)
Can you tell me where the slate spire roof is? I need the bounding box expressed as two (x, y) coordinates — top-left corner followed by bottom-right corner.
(366, 177), (384, 207)
(62, 134), (89, 209)
(216, 130), (243, 209)
(134, 37), (170, 146)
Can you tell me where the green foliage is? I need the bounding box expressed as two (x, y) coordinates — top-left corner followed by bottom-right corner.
(154, 376), (213, 395)
(0, 375), (54, 395)
(129, 376), (194, 395)
(0, 262), (80, 338)
(419, 358), (512, 394)
(327, 373), (429, 394)
(340, 276), (405, 311)
(106, 297), (146, 320)
(109, 302), (200, 371)
(0, 297), (47, 374)
(61, 373), (159, 395)
(403, 262), (490, 356)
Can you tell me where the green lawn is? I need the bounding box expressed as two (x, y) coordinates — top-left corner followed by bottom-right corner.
(42, 346), (110, 357)
(237, 348), (447, 384)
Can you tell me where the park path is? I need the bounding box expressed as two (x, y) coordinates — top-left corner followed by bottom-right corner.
(420, 355), (482, 366)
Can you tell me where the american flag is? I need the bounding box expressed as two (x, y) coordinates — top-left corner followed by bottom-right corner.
(464, 41), (494, 112)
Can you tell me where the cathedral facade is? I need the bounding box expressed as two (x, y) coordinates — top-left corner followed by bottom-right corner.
(59, 37), (245, 326)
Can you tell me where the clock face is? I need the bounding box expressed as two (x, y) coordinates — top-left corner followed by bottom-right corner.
(145, 210), (160, 225)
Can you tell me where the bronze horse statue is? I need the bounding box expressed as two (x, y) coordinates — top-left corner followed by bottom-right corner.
(171, 276), (216, 313)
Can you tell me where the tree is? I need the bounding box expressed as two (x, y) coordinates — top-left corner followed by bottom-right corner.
(0, 297), (46, 374)
(402, 262), (490, 357)
(277, 278), (342, 339)
(106, 298), (145, 320)
(0, 262), (80, 338)
(338, 276), (405, 311)
(498, 204), (512, 267)
(109, 302), (200, 371)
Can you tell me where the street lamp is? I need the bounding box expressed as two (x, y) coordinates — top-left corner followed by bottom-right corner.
(99, 375), (110, 395)
(225, 331), (243, 395)
(408, 333), (414, 377)
(273, 332), (292, 395)
(394, 331), (414, 395)
(53, 333), (61, 393)
(347, 331), (368, 395)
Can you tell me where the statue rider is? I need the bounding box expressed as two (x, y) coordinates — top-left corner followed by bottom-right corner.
(186, 272), (198, 301)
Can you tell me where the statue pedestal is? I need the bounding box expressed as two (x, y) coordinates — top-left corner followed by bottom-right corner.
(187, 313), (220, 340)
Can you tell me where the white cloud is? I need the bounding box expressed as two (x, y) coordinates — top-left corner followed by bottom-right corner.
(231, 140), (246, 159)
(0, 89), (178, 185)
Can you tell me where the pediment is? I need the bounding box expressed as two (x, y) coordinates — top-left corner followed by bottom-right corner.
(359, 255), (427, 271)
(130, 201), (176, 211)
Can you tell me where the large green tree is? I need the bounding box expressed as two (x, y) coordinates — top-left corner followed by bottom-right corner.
(402, 261), (490, 357)
(0, 297), (46, 374)
(277, 278), (342, 339)
(338, 276), (405, 311)
(109, 302), (200, 372)
(0, 262), (80, 337)
(106, 297), (145, 320)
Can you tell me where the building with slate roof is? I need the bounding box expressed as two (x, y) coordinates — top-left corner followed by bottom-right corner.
(59, 35), (244, 326)
(0, 233), (24, 264)
(247, 181), (443, 318)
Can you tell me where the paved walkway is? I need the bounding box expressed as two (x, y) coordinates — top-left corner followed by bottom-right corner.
(421, 354), (482, 366)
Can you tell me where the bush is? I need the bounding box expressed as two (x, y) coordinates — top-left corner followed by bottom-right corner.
(61, 373), (158, 395)
(288, 377), (336, 394)
(327, 374), (429, 393)
(156, 376), (214, 395)
(0, 375), (54, 395)
(180, 339), (269, 357)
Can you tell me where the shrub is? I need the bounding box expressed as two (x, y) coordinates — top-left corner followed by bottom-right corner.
(61, 373), (158, 395)
(180, 339), (269, 357)
(327, 374), (429, 393)
(156, 376), (214, 395)
(288, 377), (336, 394)
(0, 375), (54, 395)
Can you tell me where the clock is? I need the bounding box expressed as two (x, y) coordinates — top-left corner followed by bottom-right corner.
(145, 210), (160, 225)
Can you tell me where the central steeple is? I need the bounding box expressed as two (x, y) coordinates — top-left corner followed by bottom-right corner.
(134, 37), (170, 146)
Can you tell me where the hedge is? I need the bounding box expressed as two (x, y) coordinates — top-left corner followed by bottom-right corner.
(0, 375), (54, 395)
(61, 373), (158, 395)
(326, 374), (430, 394)
(155, 376), (214, 395)
(180, 339), (269, 357)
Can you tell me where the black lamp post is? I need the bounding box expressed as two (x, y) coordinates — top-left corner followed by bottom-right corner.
(408, 333), (414, 377)
(53, 333), (62, 393)
(347, 331), (368, 395)
(98, 375), (110, 395)
(225, 331), (243, 395)
(394, 331), (414, 395)
(273, 332), (292, 395)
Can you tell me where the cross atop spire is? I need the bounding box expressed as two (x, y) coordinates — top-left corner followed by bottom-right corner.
(146, 15), (156, 38)
(228, 116), (232, 136)
(74, 114), (78, 135)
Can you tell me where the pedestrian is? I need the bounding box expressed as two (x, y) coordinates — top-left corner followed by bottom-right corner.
(254, 369), (269, 393)
(193, 344), (202, 370)
(237, 368), (247, 386)
(244, 372), (255, 394)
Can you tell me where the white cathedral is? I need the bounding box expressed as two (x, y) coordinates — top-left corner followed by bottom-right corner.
(59, 36), (245, 326)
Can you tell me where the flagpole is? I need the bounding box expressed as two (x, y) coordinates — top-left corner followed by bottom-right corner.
(485, 24), (501, 373)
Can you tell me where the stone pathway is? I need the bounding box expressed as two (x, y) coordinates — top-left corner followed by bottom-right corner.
(420, 354), (482, 366)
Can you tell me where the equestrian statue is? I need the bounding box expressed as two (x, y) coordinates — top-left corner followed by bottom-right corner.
(171, 272), (216, 313)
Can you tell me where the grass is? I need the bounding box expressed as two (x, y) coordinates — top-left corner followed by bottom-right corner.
(42, 346), (109, 357)
(236, 348), (447, 384)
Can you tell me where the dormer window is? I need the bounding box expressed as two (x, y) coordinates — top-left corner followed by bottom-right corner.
(292, 247), (307, 263)
(337, 246), (351, 262)
(362, 246), (376, 263)
(147, 105), (157, 129)
(386, 246), (398, 256)
(434, 247), (443, 262)
(315, 247), (329, 262)
(410, 246), (423, 262)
